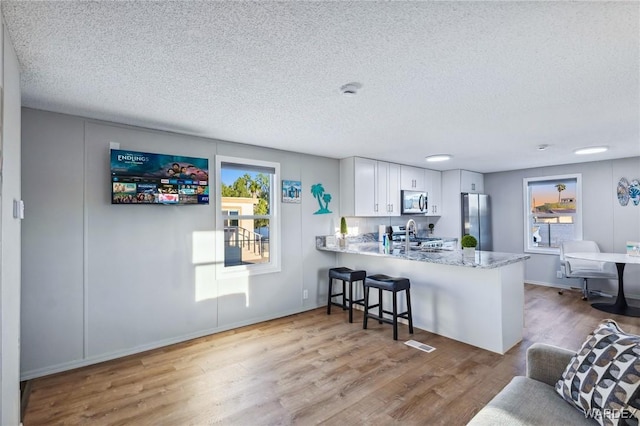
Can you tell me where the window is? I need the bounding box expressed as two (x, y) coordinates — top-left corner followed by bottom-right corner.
(222, 210), (239, 227)
(216, 156), (281, 275)
(523, 174), (582, 254)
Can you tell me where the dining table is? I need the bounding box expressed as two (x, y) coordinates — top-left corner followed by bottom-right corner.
(565, 252), (640, 317)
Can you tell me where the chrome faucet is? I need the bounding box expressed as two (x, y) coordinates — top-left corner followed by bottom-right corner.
(405, 218), (417, 254)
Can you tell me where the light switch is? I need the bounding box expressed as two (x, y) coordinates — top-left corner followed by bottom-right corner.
(13, 199), (24, 219)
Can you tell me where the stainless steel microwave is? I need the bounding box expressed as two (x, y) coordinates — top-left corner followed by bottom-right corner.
(401, 190), (428, 214)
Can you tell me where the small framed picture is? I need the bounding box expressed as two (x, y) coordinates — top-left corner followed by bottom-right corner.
(282, 180), (302, 204)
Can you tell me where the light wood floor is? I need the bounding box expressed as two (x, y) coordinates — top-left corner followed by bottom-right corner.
(23, 285), (640, 425)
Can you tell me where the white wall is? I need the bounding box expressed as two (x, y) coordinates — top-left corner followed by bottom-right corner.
(485, 157), (640, 294)
(21, 109), (339, 379)
(1, 19), (22, 426)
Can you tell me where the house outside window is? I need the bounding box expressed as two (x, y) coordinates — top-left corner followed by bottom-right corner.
(222, 210), (239, 227)
(216, 156), (281, 276)
(523, 174), (582, 254)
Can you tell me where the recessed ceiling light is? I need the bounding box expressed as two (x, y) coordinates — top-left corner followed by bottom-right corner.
(537, 144), (550, 151)
(425, 154), (452, 162)
(340, 82), (362, 96)
(574, 146), (608, 155)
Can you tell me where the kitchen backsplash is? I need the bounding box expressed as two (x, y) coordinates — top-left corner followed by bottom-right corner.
(339, 216), (441, 238)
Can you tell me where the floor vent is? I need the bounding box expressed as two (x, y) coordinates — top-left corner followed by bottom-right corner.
(404, 339), (436, 353)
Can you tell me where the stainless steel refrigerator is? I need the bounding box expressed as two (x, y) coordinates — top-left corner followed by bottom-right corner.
(461, 193), (492, 251)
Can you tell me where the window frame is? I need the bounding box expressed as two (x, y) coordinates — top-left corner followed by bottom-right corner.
(522, 173), (583, 255)
(215, 155), (281, 277)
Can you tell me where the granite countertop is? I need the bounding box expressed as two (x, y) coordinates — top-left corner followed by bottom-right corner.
(316, 236), (530, 269)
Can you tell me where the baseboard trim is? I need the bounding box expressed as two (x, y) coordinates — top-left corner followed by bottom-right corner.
(20, 303), (323, 381)
(524, 280), (640, 300)
(526, 280), (573, 289)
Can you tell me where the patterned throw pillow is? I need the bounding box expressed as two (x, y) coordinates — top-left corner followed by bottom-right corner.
(556, 319), (640, 426)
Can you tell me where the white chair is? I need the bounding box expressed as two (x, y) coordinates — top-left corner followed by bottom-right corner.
(559, 240), (617, 300)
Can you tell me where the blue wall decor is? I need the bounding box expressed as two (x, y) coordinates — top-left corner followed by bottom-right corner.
(282, 180), (302, 204)
(618, 177), (630, 206)
(618, 177), (640, 207)
(310, 183), (332, 214)
(630, 179), (640, 206)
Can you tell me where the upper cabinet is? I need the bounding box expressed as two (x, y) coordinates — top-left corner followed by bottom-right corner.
(424, 169), (442, 216)
(460, 170), (484, 193)
(341, 157), (400, 217)
(383, 162), (401, 216)
(400, 165), (425, 190)
(402, 165), (441, 215)
(341, 157), (442, 217)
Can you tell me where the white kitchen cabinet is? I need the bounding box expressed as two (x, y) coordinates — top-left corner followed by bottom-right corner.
(386, 162), (401, 215)
(340, 157), (400, 217)
(400, 165), (425, 190)
(424, 169), (442, 216)
(352, 157), (377, 216)
(460, 170), (484, 193)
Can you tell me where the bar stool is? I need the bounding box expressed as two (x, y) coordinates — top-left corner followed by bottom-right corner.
(327, 267), (367, 323)
(363, 274), (414, 340)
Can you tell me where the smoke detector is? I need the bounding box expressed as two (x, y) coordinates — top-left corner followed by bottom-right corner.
(340, 82), (362, 96)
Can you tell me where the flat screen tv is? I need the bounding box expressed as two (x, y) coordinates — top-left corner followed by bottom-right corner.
(110, 149), (209, 205)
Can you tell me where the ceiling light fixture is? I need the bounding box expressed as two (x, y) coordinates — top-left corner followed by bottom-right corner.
(425, 154), (452, 162)
(340, 82), (362, 96)
(574, 146), (608, 155)
(537, 144), (549, 151)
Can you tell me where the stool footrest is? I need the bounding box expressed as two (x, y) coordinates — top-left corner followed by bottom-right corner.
(330, 301), (348, 309)
(366, 311), (411, 320)
(364, 314), (394, 326)
(379, 309), (410, 318)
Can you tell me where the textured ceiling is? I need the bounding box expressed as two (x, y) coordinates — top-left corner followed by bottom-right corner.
(2, 1), (639, 173)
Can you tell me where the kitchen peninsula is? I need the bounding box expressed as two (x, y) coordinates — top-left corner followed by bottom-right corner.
(317, 235), (530, 354)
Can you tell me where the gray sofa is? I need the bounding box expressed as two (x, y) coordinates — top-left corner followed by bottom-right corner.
(468, 343), (596, 425)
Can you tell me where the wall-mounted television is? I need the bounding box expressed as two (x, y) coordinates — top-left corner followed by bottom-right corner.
(110, 149), (209, 205)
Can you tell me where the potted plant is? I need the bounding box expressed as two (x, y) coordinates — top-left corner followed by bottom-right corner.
(339, 217), (348, 247)
(461, 234), (477, 258)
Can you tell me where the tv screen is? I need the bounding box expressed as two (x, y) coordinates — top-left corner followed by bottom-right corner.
(110, 149), (209, 205)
